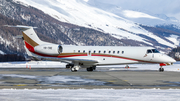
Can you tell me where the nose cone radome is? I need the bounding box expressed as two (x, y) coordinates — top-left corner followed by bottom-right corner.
(169, 57), (176, 63)
(165, 55), (176, 63)
(159, 54), (176, 63)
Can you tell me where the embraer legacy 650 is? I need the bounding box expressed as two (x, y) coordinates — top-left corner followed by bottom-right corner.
(5, 25), (176, 72)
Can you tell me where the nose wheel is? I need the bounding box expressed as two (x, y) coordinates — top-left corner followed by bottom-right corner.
(159, 66), (164, 72)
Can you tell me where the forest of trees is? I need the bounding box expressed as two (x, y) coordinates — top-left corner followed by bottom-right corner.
(168, 47), (180, 61)
(0, 54), (25, 62)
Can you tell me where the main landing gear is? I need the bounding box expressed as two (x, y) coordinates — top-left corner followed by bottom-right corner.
(71, 65), (80, 72)
(86, 66), (96, 72)
(66, 64), (96, 72)
(66, 64), (78, 72)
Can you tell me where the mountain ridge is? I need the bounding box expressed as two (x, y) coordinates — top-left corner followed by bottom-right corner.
(13, 0), (179, 48)
(0, 0), (179, 58)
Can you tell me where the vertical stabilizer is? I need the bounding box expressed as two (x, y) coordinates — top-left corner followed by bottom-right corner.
(4, 25), (51, 56)
(4, 25), (45, 47)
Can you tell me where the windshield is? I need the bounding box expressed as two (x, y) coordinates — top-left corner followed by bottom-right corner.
(152, 49), (160, 53)
(147, 49), (160, 54)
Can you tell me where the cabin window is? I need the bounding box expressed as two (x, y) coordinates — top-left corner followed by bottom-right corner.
(89, 51), (91, 54)
(122, 51), (124, 54)
(117, 51), (120, 54)
(78, 50), (80, 53)
(83, 50), (85, 53)
(94, 50), (96, 53)
(99, 51), (101, 53)
(104, 51), (106, 54)
(109, 51), (111, 54)
(113, 51), (115, 54)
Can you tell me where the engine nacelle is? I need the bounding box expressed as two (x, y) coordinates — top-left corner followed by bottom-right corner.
(34, 44), (63, 55)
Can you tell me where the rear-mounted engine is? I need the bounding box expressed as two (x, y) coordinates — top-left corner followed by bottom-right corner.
(34, 44), (63, 55)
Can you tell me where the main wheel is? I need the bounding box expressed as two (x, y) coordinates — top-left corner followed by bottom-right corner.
(71, 67), (77, 72)
(66, 65), (70, 68)
(87, 67), (93, 72)
(92, 66), (96, 70)
(66, 64), (74, 68)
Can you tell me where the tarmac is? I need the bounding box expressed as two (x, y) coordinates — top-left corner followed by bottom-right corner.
(0, 67), (180, 89)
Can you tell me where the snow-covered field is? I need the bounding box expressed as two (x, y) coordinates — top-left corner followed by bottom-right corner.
(0, 61), (66, 68)
(0, 89), (180, 101)
(0, 61), (180, 100)
(108, 61), (180, 72)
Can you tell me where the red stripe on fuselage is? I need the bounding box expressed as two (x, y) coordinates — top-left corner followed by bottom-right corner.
(91, 54), (156, 63)
(92, 54), (137, 61)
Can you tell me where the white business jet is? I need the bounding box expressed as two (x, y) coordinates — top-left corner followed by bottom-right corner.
(5, 25), (176, 72)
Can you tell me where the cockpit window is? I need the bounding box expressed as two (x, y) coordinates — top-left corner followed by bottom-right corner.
(152, 49), (160, 53)
(147, 50), (152, 53)
(147, 49), (160, 54)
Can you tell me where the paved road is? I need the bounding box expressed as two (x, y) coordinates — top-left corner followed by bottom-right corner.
(0, 68), (180, 89)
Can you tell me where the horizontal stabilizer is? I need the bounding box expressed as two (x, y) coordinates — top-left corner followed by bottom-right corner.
(4, 25), (37, 30)
(14, 35), (23, 39)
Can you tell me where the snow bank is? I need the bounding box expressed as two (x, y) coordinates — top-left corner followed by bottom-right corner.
(0, 89), (180, 101)
(0, 61), (180, 72)
(0, 61), (66, 68)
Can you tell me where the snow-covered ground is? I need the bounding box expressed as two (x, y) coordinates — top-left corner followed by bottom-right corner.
(107, 61), (180, 72)
(0, 61), (66, 68)
(0, 61), (180, 100)
(0, 61), (180, 72)
(0, 89), (180, 101)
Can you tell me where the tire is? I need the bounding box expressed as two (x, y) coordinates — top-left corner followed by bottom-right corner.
(66, 65), (70, 68)
(66, 64), (74, 69)
(162, 68), (164, 72)
(87, 67), (93, 72)
(71, 67), (77, 72)
(159, 68), (164, 72)
(92, 66), (96, 70)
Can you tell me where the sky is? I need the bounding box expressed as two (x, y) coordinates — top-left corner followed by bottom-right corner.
(88, 0), (180, 21)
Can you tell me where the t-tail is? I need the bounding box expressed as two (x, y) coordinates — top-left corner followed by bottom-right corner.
(4, 25), (62, 58)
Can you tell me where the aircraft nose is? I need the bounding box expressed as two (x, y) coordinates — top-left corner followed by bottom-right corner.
(171, 58), (176, 63)
(168, 57), (176, 63)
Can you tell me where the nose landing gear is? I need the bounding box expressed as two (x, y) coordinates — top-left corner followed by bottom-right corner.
(159, 66), (164, 72)
(159, 63), (166, 72)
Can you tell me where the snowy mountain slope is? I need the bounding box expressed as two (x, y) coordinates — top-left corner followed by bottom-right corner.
(87, 0), (180, 26)
(0, 50), (5, 55)
(13, 0), (178, 49)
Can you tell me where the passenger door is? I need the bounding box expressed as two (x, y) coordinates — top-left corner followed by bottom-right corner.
(88, 50), (91, 56)
(144, 49), (153, 61)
